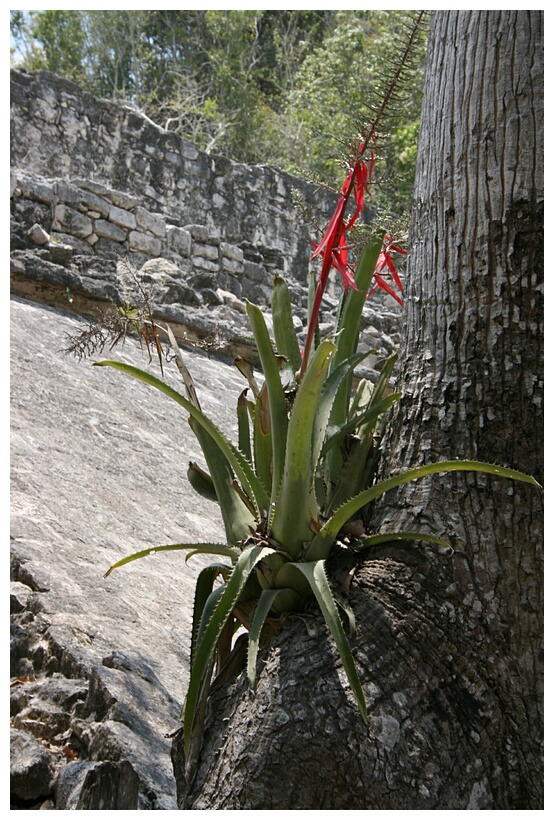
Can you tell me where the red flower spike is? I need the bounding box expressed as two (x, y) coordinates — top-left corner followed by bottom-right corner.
(345, 161), (369, 231)
(369, 274), (403, 305)
(376, 238), (406, 292)
(331, 247), (359, 292)
(301, 140), (390, 378)
(311, 194), (348, 261)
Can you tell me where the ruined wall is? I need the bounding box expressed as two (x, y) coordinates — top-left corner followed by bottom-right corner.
(10, 69), (401, 370)
(10, 69), (336, 285)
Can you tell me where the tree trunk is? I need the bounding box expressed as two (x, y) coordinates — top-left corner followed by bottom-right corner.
(173, 11), (543, 809)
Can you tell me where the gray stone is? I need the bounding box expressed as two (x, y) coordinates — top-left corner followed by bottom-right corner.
(94, 219), (127, 242)
(56, 180), (111, 217)
(201, 288), (224, 306)
(191, 256), (219, 272)
(17, 174), (55, 205)
(109, 204), (137, 231)
(180, 141), (200, 161)
(70, 178), (109, 197)
(185, 224), (220, 244)
(192, 241), (219, 261)
(50, 231), (92, 254)
(10, 728), (55, 801)
(222, 256), (243, 274)
(93, 236), (128, 257)
(46, 238), (74, 264)
(140, 257), (180, 281)
(12, 199), (52, 243)
(166, 225), (192, 258)
(221, 242), (244, 262)
(12, 696), (73, 741)
(106, 188), (140, 210)
(10, 581), (33, 614)
(28, 223), (50, 245)
(59, 105), (88, 141)
(55, 759), (140, 810)
(216, 288), (245, 313)
(164, 150), (181, 167)
(53, 204), (93, 239)
(135, 206), (167, 238)
(129, 230), (161, 256)
(10, 256), (26, 274)
(165, 282), (204, 306)
(76, 760), (140, 809)
(56, 761), (100, 809)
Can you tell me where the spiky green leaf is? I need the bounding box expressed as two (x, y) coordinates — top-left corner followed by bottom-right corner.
(291, 560), (367, 723)
(183, 543), (278, 756)
(271, 276), (302, 375)
(321, 392), (401, 458)
(237, 388), (252, 462)
(191, 419), (257, 545)
(104, 542), (230, 577)
(308, 460), (541, 560)
(253, 384), (273, 495)
(246, 301), (289, 507)
(94, 360), (270, 516)
(247, 588), (281, 688)
(270, 339), (337, 556)
(355, 530), (453, 554)
(187, 461), (218, 502)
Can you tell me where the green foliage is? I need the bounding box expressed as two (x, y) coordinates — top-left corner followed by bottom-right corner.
(11, 10), (427, 213)
(98, 265), (539, 760)
(281, 10), (427, 210)
(12, 10), (87, 84)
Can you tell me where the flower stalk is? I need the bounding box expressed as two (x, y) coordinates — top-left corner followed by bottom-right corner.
(300, 9), (427, 379)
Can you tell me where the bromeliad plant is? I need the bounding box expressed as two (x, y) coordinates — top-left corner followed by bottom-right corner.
(97, 225), (539, 767)
(89, 12), (540, 776)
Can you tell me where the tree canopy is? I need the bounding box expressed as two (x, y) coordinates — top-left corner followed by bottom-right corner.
(10, 9), (427, 215)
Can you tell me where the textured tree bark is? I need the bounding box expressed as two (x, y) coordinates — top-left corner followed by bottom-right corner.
(173, 11), (543, 809)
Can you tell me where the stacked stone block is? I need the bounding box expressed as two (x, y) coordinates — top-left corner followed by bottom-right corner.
(10, 168), (302, 314)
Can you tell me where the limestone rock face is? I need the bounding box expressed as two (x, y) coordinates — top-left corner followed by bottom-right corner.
(10, 296), (249, 808)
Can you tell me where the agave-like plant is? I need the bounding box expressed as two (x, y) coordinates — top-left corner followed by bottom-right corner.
(97, 235), (539, 770)
(93, 12), (540, 779)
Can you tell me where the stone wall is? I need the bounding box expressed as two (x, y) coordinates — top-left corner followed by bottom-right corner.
(10, 69), (402, 373)
(10, 69), (337, 285)
(10, 167), (301, 314)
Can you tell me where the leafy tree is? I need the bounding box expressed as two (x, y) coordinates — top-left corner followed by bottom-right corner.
(11, 10), (87, 85)
(283, 10), (426, 212)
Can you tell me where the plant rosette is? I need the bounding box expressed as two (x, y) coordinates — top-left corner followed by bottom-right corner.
(98, 242), (539, 765)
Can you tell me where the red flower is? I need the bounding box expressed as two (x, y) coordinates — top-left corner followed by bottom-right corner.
(310, 152), (373, 292)
(300, 138), (404, 377)
(367, 237), (406, 305)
